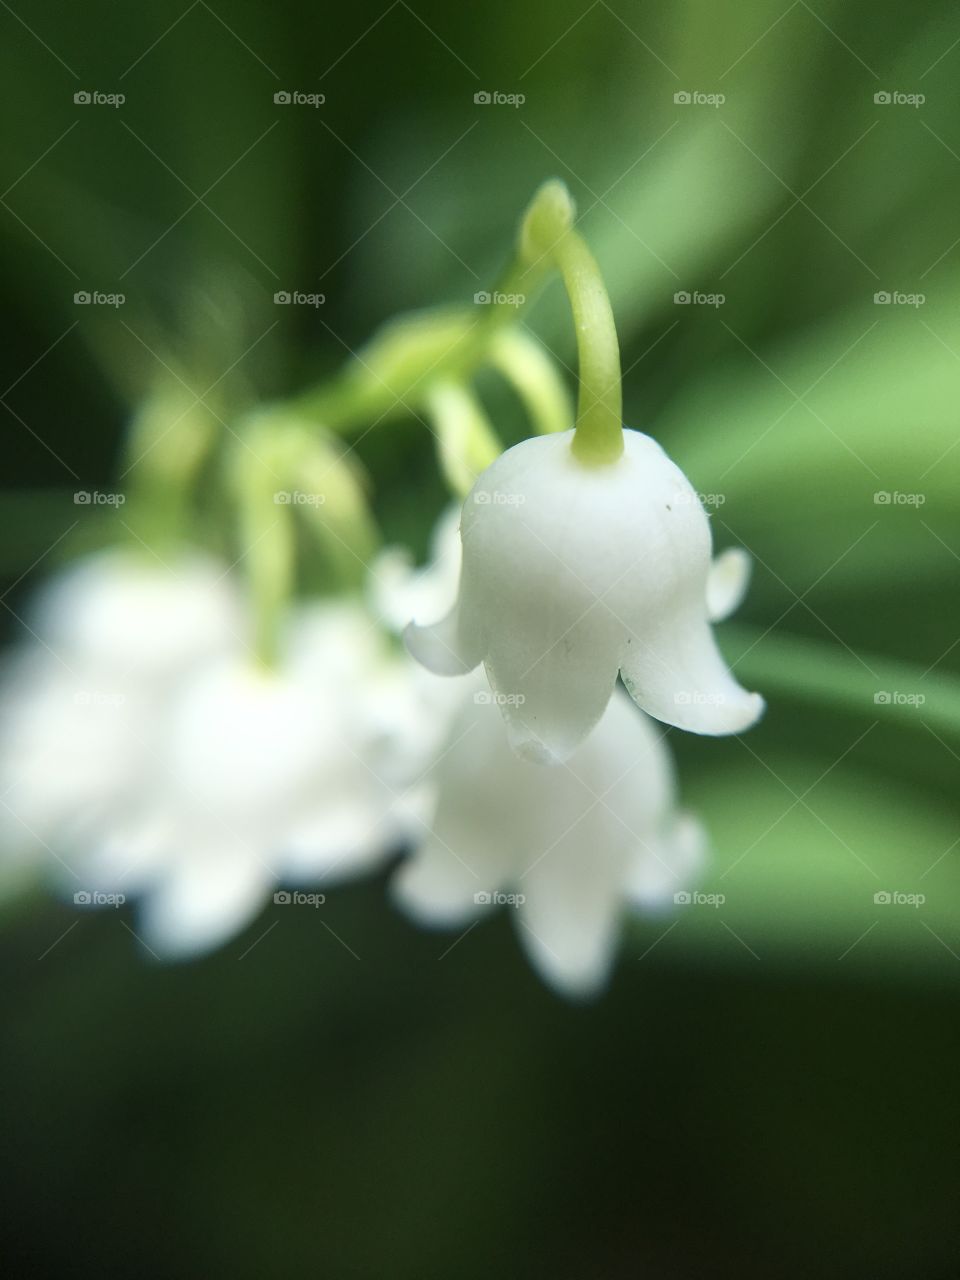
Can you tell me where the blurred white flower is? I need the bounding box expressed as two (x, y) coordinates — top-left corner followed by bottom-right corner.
(0, 550), (438, 956)
(394, 682), (707, 999)
(371, 505), (462, 635)
(32, 547), (245, 676)
(97, 603), (433, 956)
(406, 429), (764, 763)
(0, 549), (243, 864)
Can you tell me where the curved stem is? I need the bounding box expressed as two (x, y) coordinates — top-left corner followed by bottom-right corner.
(553, 231), (623, 465)
(296, 180), (623, 466)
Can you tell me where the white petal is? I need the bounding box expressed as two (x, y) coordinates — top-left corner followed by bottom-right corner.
(707, 547), (752, 622)
(392, 837), (487, 927)
(369, 505), (462, 634)
(404, 597), (485, 676)
(282, 792), (400, 882)
(483, 623), (620, 763)
(138, 851), (270, 958)
(392, 684), (696, 997)
(517, 833), (627, 999)
(628, 811), (709, 908)
(620, 612), (764, 735)
(32, 550), (242, 676)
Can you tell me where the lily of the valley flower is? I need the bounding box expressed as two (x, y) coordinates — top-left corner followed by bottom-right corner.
(394, 680), (707, 999)
(0, 549), (243, 862)
(0, 552), (437, 956)
(405, 429), (764, 763)
(94, 603), (429, 956)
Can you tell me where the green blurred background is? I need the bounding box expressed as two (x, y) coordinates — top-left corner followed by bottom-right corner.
(2, 1), (959, 1275)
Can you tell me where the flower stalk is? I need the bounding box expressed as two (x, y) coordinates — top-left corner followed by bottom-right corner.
(520, 180), (623, 465)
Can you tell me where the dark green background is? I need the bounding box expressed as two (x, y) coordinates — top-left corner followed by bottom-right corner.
(2, 1), (959, 1275)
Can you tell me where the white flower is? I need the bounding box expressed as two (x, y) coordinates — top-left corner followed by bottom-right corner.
(393, 681), (707, 999)
(0, 551), (438, 957)
(31, 547), (245, 676)
(405, 430), (764, 762)
(371, 505), (463, 636)
(104, 603), (433, 956)
(407, 430), (768, 757)
(0, 550), (242, 860)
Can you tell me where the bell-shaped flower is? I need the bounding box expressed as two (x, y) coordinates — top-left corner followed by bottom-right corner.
(393, 680), (707, 999)
(0, 551), (439, 957)
(406, 429), (763, 763)
(0, 549), (243, 862)
(99, 602), (435, 956)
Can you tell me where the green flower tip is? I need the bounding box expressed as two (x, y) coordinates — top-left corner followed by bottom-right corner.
(520, 179), (576, 263)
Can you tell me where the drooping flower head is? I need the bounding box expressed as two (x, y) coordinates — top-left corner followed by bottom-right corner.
(394, 679), (707, 998)
(405, 180), (763, 763)
(0, 551), (440, 957)
(405, 429), (763, 762)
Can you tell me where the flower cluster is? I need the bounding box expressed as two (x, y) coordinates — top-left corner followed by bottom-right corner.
(0, 179), (764, 998)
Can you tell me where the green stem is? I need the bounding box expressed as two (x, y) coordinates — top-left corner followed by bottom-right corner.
(293, 183), (573, 434)
(295, 180), (622, 465)
(554, 232), (623, 464)
(519, 179), (623, 464)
